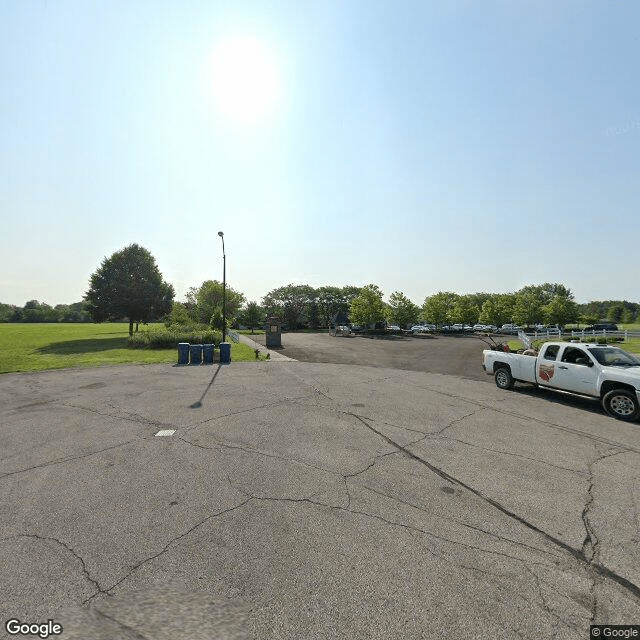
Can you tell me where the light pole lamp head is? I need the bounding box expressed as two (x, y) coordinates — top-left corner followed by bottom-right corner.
(218, 231), (224, 237)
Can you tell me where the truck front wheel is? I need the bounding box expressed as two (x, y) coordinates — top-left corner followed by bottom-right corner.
(495, 367), (514, 390)
(602, 389), (640, 422)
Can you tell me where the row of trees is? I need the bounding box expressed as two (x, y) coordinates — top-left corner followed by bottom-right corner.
(0, 301), (92, 323)
(2, 243), (638, 333)
(247, 283), (638, 331)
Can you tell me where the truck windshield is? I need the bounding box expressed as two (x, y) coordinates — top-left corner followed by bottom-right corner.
(589, 347), (640, 367)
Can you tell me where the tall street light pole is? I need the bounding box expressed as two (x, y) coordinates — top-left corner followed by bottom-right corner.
(218, 231), (226, 344)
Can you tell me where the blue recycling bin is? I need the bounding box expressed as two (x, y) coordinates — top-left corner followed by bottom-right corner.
(177, 343), (190, 365)
(203, 344), (214, 364)
(219, 342), (231, 364)
(190, 344), (203, 365)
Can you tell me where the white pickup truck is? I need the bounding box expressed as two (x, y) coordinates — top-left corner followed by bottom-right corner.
(482, 342), (640, 421)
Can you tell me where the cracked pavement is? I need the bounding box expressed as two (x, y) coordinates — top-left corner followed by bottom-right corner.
(2, 361), (640, 638)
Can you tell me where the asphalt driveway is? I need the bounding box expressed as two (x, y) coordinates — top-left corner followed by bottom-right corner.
(2, 361), (640, 638)
(248, 331), (496, 381)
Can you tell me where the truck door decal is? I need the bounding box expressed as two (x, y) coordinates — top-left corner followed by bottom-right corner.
(539, 364), (555, 382)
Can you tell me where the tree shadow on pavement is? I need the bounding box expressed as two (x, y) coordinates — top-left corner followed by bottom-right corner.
(190, 364), (224, 408)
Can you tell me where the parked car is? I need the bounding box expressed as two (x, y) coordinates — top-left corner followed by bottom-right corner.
(584, 323), (618, 332)
(334, 325), (351, 336)
(386, 325), (401, 332)
(499, 324), (521, 335)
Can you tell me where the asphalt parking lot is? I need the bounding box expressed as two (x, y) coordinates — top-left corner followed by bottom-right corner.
(249, 331), (494, 381)
(2, 359), (640, 639)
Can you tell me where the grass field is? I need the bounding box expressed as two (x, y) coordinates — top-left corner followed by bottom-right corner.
(0, 323), (264, 374)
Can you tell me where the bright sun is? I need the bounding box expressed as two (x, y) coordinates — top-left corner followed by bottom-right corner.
(208, 36), (280, 126)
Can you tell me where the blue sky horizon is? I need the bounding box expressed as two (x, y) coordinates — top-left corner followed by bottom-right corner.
(2, 0), (638, 308)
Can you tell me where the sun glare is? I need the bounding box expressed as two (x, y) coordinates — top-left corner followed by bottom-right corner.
(209, 36), (280, 126)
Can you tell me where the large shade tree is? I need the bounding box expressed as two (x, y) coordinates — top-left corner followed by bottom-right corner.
(386, 291), (420, 328)
(261, 284), (316, 330)
(422, 292), (459, 327)
(349, 284), (386, 328)
(186, 280), (246, 329)
(85, 244), (174, 335)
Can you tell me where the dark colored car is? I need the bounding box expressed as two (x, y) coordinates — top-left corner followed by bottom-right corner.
(583, 323), (618, 331)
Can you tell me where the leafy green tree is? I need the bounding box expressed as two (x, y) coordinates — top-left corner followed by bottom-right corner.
(512, 291), (544, 327)
(478, 299), (497, 326)
(621, 308), (635, 324)
(349, 284), (386, 328)
(607, 303), (625, 323)
(315, 286), (343, 328)
(165, 301), (191, 326)
(0, 303), (18, 322)
(580, 313), (600, 327)
(452, 295), (480, 325)
(495, 294), (516, 326)
(542, 295), (579, 326)
(85, 244), (175, 335)
(422, 292), (459, 327)
(192, 280), (245, 329)
(386, 291), (420, 328)
(240, 301), (264, 333)
(307, 301), (320, 329)
(261, 284), (316, 330)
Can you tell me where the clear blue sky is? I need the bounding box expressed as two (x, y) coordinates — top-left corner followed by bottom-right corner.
(1, 0), (638, 307)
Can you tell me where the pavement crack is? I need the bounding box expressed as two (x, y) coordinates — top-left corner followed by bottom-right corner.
(0, 440), (140, 481)
(60, 402), (173, 430)
(2, 534), (106, 595)
(82, 498), (253, 604)
(346, 412), (640, 604)
(177, 435), (341, 478)
(425, 434), (589, 477)
(361, 485), (563, 560)
(435, 408), (484, 435)
(282, 366), (334, 401)
(399, 380), (640, 455)
(181, 396), (309, 431)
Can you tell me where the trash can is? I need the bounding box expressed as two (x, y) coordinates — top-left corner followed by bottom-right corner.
(219, 342), (231, 364)
(203, 344), (214, 364)
(190, 344), (203, 365)
(177, 343), (190, 365)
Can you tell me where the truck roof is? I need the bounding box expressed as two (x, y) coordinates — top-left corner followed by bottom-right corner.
(541, 342), (616, 350)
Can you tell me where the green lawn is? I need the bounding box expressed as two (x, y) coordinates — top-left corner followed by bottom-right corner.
(0, 323), (263, 374)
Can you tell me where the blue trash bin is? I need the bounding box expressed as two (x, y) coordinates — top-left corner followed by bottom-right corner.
(190, 344), (203, 365)
(219, 342), (231, 364)
(203, 344), (214, 364)
(177, 343), (190, 365)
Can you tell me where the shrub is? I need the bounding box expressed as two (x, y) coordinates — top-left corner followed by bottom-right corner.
(128, 324), (222, 349)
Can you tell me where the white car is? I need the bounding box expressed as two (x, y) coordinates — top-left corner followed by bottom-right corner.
(386, 325), (401, 331)
(411, 325), (429, 333)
